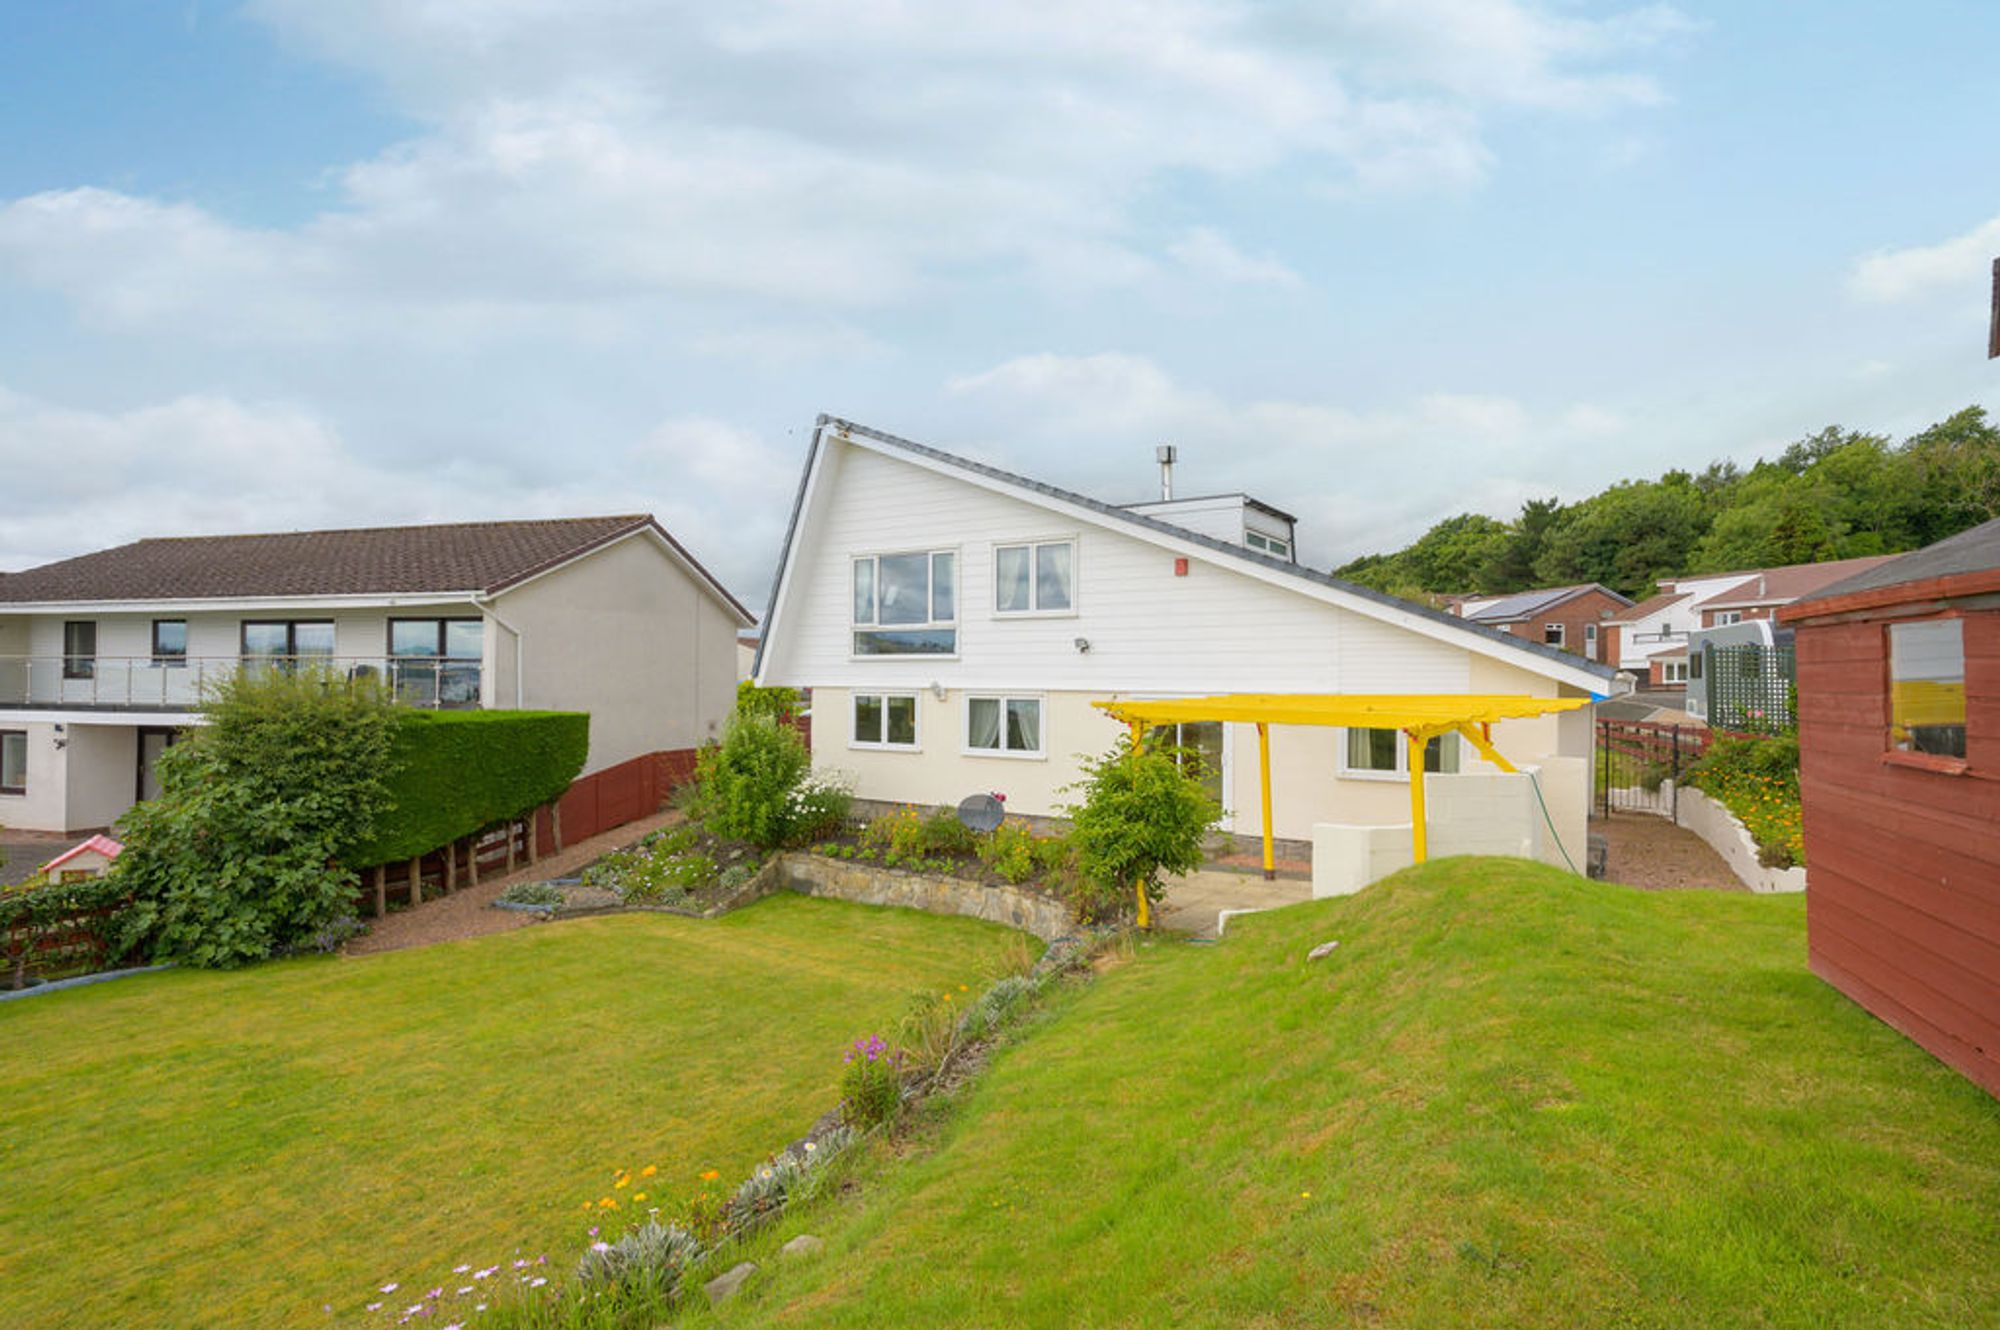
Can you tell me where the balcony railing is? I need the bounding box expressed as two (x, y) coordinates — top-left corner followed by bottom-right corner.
(0, 655), (483, 712)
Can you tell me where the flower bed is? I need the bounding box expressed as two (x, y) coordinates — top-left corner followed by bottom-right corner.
(1685, 735), (1804, 868)
(810, 806), (1080, 902)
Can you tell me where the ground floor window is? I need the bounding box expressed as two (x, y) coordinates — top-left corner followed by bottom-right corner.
(1, 730), (26, 794)
(1660, 658), (1688, 684)
(966, 695), (1043, 757)
(1340, 727), (1460, 778)
(1146, 720), (1225, 804)
(852, 693), (919, 749)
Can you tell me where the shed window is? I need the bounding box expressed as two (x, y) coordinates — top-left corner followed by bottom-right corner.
(1888, 620), (1966, 759)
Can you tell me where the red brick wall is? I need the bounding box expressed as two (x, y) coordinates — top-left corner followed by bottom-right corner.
(1795, 608), (2000, 1098)
(1519, 588), (1629, 663)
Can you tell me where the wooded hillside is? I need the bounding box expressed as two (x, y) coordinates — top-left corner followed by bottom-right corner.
(1335, 406), (2000, 600)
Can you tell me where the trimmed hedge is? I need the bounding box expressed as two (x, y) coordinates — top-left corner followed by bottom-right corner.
(344, 710), (590, 867)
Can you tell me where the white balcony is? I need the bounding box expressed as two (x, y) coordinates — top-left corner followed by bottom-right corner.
(0, 655), (484, 713)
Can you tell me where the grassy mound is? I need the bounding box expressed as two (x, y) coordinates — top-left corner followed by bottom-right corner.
(700, 858), (2000, 1329)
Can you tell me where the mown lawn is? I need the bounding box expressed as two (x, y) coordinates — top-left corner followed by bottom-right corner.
(0, 896), (1023, 1329)
(695, 859), (2000, 1329)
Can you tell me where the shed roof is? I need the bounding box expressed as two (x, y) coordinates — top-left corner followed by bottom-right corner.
(1785, 518), (2000, 620)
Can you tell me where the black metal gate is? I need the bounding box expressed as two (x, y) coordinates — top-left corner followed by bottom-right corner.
(1598, 719), (1709, 821)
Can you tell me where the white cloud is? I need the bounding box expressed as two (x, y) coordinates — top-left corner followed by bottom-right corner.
(1165, 228), (1303, 289)
(0, 385), (785, 606)
(1849, 214), (2000, 304)
(943, 351), (1623, 564)
(0, 2), (1682, 344)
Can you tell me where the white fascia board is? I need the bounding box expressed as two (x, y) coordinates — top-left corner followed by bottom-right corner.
(0, 593), (480, 615)
(836, 429), (1616, 697)
(753, 428), (833, 687)
(2, 709), (203, 726)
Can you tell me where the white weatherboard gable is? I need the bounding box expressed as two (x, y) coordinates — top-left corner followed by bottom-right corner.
(758, 427), (1608, 696)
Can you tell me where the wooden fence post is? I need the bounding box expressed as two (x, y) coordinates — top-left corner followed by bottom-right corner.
(409, 855), (422, 907)
(551, 802), (563, 854)
(527, 809), (539, 865)
(444, 841), (457, 895)
(468, 836), (480, 887)
(506, 822), (518, 875)
(373, 865), (386, 919)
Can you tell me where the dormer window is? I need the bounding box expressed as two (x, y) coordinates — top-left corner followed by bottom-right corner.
(1245, 531), (1291, 559)
(853, 550), (957, 655)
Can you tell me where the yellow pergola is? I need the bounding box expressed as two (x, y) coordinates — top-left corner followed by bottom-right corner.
(1094, 693), (1593, 889)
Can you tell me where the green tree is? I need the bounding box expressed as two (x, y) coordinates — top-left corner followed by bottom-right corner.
(1481, 496), (1563, 592)
(115, 669), (400, 968)
(1534, 477), (1710, 596)
(1063, 734), (1222, 927)
(690, 713), (813, 850)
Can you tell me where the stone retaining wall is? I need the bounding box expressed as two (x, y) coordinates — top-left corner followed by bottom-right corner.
(769, 853), (1075, 942)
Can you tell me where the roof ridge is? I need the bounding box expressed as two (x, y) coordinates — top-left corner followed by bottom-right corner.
(125, 514), (652, 546)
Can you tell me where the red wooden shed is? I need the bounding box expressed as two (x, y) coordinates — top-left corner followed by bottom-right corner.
(1780, 518), (2000, 1098)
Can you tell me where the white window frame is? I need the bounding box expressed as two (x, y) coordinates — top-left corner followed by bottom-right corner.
(850, 691), (922, 751)
(1337, 727), (1462, 783)
(850, 548), (959, 658)
(991, 537), (1079, 618)
(962, 692), (1047, 760)
(1715, 610), (1744, 626)
(1244, 530), (1291, 559)
(1543, 622), (1566, 647)
(1661, 659), (1689, 684)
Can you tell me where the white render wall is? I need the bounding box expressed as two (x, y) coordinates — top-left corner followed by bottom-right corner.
(0, 722), (66, 832)
(494, 531), (740, 772)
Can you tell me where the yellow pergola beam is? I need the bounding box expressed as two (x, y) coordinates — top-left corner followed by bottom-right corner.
(1094, 693), (1588, 870)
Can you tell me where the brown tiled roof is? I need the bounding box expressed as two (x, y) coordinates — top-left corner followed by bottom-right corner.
(1606, 590), (1691, 623)
(0, 516), (680, 604)
(1698, 554), (1901, 609)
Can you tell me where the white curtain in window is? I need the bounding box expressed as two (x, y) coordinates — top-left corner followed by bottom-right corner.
(1006, 699), (1041, 752)
(995, 547), (1032, 612)
(1035, 544), (1073, 611)
(968, 697), (1002, 749)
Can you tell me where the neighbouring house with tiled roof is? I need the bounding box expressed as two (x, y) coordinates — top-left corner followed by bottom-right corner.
(1452, 584), (1632, 664)
(0, 516), (751, 834)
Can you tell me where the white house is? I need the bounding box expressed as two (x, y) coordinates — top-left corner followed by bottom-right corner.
(754, 418), (1620, 863)
(0, 516), (751, 834)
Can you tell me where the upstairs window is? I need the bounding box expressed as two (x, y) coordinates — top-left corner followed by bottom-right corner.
(63, 621), (96, 680)
(1715, 610), (1744, 626)
(852, 551), (956, 655)
(151, 619), (188, 667)
(389, 618), (484, 707)
(241, 620), (336, 673)
(1889, 619), (1966, 759)
(994, 540), (1075, 614)
(1245, 530), (1291, 559)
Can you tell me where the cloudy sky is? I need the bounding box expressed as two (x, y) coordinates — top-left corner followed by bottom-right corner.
(3, 2), (1997, 610)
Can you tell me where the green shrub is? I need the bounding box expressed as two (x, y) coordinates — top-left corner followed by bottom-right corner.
(1687, 735), (1804, 868)
(839, 1034), (905, 1128)
(114, 669), (400, 968)
(921, 808), (978, 856)
(976, 819), (1039, 883)
(691, 714), (812, 850)
(784, 772), (854, 845)
(346, 710), (588, 866)
(574, 1218), (701, 1298)
(734, 680), (802, 724)
(496, 880), (565, 907)
(1062, 734), (1223, 924)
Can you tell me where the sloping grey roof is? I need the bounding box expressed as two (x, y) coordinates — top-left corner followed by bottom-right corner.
(1796, 517), (2000, 603)
(758, 416), (1620, 688)
(1463, 584), (1620, 625)
(0, 515), (752, 620)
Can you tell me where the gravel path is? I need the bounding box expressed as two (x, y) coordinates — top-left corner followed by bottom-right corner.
(342, 808), (683, 956)
(1592, 811), (1745, 891)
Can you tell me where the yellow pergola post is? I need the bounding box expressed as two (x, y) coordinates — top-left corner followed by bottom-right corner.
(1128, 720), (1150, 928)
(1405, 726), (1429, 864)
(1257, 721), (1275, 880)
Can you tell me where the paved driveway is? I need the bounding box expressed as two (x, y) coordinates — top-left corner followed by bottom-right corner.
(2, 834), (68, 888)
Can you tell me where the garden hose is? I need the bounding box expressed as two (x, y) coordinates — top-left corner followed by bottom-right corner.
(1525, 768), (1581, 875)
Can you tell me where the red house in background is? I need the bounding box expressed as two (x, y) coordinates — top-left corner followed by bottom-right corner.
(1781, 518), (2000, 1098)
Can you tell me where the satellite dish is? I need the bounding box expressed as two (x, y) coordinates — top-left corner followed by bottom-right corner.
(957, 793), (1005, 833)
